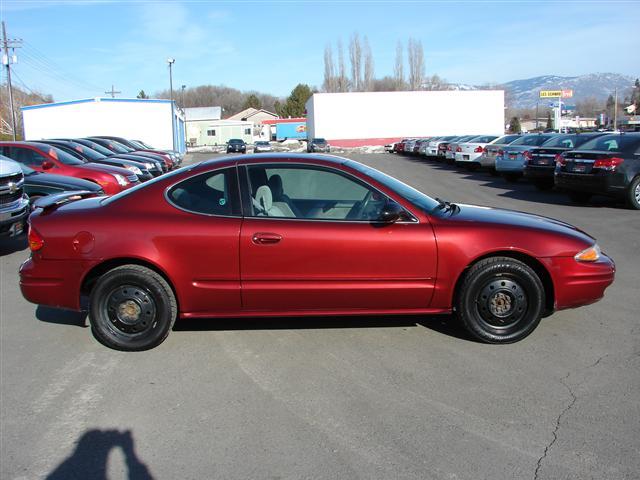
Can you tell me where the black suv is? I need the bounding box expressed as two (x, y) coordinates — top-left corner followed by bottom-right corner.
(554, 133), (640, 209)
(307, 138), (330, 153)
(227, 139), (247, 154)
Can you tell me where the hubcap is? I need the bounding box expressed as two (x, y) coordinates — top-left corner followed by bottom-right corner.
(635, 183), (640, 203)
(477, 278), (527, 328)
(105, 285), (156, 335)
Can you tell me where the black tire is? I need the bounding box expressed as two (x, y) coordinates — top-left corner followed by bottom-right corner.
(89, 265), (177, 351)
(568, 191), (592, 204)
(626, 176), (640, 210)
(455, 257), (545, 343)
(534, 180), (554, 191)
(504, 173), (520, 183)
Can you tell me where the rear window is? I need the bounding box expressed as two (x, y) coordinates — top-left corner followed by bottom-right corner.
(576, 135), (640, 153)
(468, 135), (497, 144)
(541, 135), (578, 149)
(510, 135), (553, 147)
(493, 135), (520, 145)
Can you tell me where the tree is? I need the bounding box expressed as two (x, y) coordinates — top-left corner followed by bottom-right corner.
(362, 35), (374, 92)
(277, 84), (313, 118)
(136, 90), (149, 99)
(546, 111), (553, 129)
(407, 37), (425, 90)
(243, 94), (262, 110)
(606, 94), (615, 125)
(336, 39), (349, 92)
(322, 44), (337, 93)
(394, 41), (405, 90)
(509, 116), (521, 134)
(349, 32), (362, 91)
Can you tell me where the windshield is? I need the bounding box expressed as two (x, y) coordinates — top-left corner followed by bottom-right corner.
(17, 163), (36, 175)
(576, 134), (640, 153)
(49, 146), (86, 165)
(128, 140), (147, 149)
(345, 160), (440, 213)
(68, 142), (107, 160)
(228, 139), (244, 144)
(312, 138), (326, 144)
(91, 139), (130, 153)
(510, 135), (552, 147)
(74, 139), (114, 156)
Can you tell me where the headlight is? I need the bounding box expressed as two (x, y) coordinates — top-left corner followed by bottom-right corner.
(126, 166), (143, 175)
(575, 244), (601, 262)
(113, 174), (129, 187)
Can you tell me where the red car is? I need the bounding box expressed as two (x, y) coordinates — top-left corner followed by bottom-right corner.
(20, 154), (615, 351)
(0, 142), (138, 195)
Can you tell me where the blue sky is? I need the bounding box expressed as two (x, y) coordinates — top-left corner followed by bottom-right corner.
(1, 0), (639, 102)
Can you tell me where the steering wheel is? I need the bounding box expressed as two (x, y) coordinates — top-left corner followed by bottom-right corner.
(347, 190), (373, 220)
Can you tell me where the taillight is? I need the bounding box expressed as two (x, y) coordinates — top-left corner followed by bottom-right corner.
(554, 153), (566, 166)
(474, 146), (483, 153)
(456, 146), (462, 152)
(28, 225), (44, 252)
(593, 156), (624, 171)
(497, 149), (504, 157)
(447, 145), (452, 151)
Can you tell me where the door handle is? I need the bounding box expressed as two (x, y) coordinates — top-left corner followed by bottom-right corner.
(252, 232), (282, 245)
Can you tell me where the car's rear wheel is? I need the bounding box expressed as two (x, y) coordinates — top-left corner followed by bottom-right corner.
(89, 265), (177, 351)
(568, 191), (592, 204)
(626, 176), (640, 210)
(455, 257), (545, 343)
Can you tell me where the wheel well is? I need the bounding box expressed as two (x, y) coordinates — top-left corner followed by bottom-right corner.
(80, 258), (178, 308)
(453, 251), (555, 316)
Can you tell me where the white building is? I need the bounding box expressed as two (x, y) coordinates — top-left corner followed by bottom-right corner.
(21, 97), (186, 153)
(185, 107), (252, 146)
(305, 90), (505, 147)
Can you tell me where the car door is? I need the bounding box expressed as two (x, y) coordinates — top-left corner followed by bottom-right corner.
(238, 163), (438, 313)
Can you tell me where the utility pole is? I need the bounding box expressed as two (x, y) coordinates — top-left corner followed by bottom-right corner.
(180, 84), (186, 110)
(167, 58), (176, 150)
(104, 85), (121, 98)
(2, 21), (22, 141)
(614, 88), (618, 131)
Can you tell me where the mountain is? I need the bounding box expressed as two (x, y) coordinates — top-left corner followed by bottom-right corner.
(501, 73), (635, 109)
(448, 73), (636, 110)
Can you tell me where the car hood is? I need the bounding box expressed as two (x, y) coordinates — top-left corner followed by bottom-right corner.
(437, 203), (594, 244)
(25, 172), (103, 191)
(80, 163), (132, 176)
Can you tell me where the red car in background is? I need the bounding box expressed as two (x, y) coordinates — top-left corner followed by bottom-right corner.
(20, 154), (614, 351)
(0, 142), (138, 195)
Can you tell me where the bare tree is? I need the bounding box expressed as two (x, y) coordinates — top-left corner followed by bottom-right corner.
(322, 44), (337, 93)
(407, 37), (425, 90)
(423, 74), (446, 91)
(349, 32), (362, 91)
(336, 39), (349, 92)
(394, 40), (405, 90)
(362, 36), (374, 92)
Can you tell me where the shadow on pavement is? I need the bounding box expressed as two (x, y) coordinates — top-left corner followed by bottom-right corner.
(174, 313), (475, 342)
(0, 233), (27, 257)
(36, 305), (88, 327)
(46, 429), (154, 480)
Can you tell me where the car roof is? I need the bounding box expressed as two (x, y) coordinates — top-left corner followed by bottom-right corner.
(202, 152), (348, 168)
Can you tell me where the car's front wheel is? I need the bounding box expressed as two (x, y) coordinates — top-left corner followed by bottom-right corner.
(455, 257), (545, 343)
(89, 265), (177, 351)
(626, 176), (640, 210)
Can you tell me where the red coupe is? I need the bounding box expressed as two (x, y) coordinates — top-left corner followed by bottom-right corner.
(20, 154), (615, 350)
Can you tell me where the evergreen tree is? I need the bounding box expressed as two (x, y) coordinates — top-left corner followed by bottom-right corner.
(278, 84), (313, 118)
(243, 94), (262, 110)
(546, 111), (553, 129)
(509, 116), (521, 134)
(137, 90), (149, 99)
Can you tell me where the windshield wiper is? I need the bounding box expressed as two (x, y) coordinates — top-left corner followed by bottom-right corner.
(434, 197), (460, 213)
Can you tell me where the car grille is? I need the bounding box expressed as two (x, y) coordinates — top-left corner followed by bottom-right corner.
(127, 174), (138, 183)
(0, 174), (24, 205)
(0, 188), (23, 205)
(0, 173), (22, 187)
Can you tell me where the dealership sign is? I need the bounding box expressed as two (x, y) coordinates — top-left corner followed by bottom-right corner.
(540, 89), (574, 98)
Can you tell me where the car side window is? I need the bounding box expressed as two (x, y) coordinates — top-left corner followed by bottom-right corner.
(167, 168), (239, 216)
(245, 165), (391, 221)
(5, 147), (49, 167)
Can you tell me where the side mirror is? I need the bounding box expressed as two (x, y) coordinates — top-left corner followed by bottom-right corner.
(378, 201), (404, 223)
(41, 160), (54, 170)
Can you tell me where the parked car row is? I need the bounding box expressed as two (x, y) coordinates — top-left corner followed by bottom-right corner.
(0, 136), (182, 238)
(390, 132), (640, 209)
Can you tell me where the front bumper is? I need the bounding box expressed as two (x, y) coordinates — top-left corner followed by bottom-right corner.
(541, 254), (615, 310)
(0, 196), (29, 237)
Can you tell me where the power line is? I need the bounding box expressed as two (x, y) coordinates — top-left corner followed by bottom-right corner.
(2, 21), (22, 140)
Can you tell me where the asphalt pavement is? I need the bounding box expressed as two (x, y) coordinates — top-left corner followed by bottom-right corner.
(1, 152), (638, 479)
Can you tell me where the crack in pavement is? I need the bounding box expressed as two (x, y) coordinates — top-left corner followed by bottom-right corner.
(532, 354), (608, 480)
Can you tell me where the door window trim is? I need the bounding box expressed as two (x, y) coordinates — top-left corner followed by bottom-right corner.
(238, 163), (419, 224)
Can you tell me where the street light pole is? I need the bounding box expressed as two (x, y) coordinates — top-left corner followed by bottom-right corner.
(614, 87), (618, 131)
(167, 58), (176, 151)
(180, 84), (186, 110)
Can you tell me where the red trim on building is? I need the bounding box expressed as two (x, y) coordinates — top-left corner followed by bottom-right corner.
(327, 137), (402, 147)
(262, 117), (307, 125)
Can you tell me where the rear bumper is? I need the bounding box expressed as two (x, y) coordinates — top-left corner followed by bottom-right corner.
(524, 165), (555, 180)
(19, 256), (88, 310)
(454, 152), (482, 163)
(554, 172), (625, 197)
(495, 158), (525, 172)
(542, 254), (615, 310)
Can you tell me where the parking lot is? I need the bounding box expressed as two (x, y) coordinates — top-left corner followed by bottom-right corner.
(1, 151), (639, 479)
